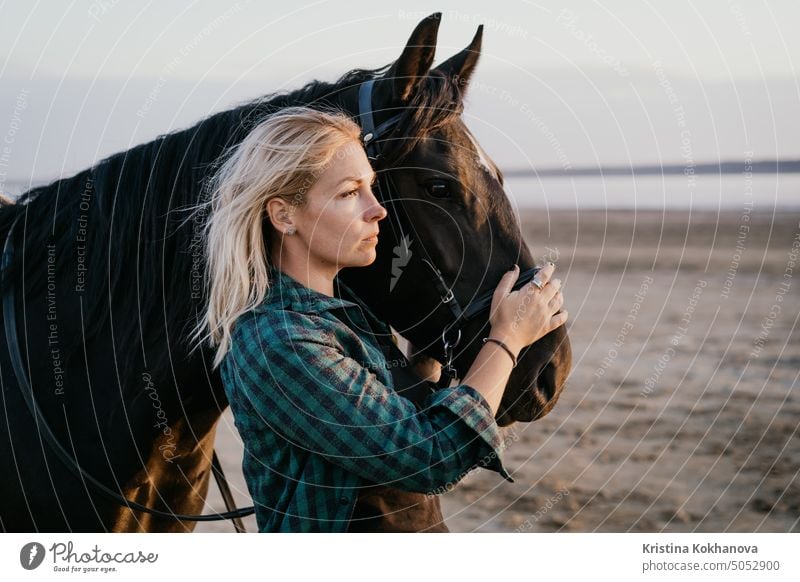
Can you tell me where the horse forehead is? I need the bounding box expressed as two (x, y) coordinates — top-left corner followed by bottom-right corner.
(413, 126), (491, 173)
(416, 127), (501, 210)
(464, 129), (497, 178)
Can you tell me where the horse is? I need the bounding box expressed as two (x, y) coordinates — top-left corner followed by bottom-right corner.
(0, 13), (571, 532)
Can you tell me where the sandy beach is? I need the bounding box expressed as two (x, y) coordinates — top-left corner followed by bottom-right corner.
(197, 208), (800, 533)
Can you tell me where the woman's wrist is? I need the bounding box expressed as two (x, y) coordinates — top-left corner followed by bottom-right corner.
(486, 327), (524, 359)
(462, 327), (522, 416)
(482, 337), (518, 367)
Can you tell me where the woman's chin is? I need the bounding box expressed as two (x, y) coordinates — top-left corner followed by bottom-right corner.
(355, 249), (377, 266)
(338, 243), (378, 268)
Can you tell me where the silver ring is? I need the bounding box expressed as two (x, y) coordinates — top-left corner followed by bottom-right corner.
(530, 276), (544, 290)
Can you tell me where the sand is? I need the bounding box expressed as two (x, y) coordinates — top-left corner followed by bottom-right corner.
(196, 209), (800, 533)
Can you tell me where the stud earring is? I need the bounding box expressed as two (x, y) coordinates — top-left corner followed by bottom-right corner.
(285, 226), (296, 235)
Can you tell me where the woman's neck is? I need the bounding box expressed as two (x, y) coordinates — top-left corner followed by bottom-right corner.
(271, 250), (336, 297)
(283, 265), (335, 297)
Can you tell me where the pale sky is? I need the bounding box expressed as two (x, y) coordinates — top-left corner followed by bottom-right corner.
(3, 0), (799, 80)
(1, 0), (799, 183)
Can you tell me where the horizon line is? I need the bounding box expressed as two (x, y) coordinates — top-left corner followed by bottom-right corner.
(504, 159), (800, 178)
(4, 159), (800, 188)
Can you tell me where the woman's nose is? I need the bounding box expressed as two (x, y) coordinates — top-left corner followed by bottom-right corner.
(371, 203), (388, 221)
(365, 188), (388, 221)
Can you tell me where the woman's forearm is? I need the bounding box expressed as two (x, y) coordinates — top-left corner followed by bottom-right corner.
(460, 339), (517, 417)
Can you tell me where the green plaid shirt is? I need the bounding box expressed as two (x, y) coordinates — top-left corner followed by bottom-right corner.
(220, 265), (514, 532)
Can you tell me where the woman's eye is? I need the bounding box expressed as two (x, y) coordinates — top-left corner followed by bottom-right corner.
(341, 189), (358, 198)
(424, 180), (451, 198)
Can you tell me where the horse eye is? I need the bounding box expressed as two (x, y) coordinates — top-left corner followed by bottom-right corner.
(424, 180), (451, 198)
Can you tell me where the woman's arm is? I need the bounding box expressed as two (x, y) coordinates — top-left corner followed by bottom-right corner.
(409, 338), (513, 416)
(460, 340), (516, 417)
(225, 308), (514, 494)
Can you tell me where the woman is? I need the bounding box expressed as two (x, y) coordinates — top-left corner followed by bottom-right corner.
(193, 106), (567, 532)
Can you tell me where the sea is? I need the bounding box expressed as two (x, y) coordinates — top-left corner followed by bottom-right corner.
(3, 173), (798, 210)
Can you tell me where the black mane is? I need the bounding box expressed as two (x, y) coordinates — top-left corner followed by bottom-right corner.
(0, 60), (470, 390)
(0, 65), (386, 382)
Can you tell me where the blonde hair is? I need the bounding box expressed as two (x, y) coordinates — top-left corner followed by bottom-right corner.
(189, 106), (363, 369)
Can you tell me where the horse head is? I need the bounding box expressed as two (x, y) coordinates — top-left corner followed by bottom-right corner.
(335, 14), (573, 426)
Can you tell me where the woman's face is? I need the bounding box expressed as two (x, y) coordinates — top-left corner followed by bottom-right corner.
(286, 140), (388, 274)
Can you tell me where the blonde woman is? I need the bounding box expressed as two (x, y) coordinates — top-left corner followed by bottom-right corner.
(193, 106), (567, 532)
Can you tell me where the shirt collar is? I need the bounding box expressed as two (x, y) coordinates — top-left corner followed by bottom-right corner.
(256, 266), (388, 333)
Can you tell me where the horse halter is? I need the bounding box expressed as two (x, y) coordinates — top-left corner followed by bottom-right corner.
(357, 79), (542, 388)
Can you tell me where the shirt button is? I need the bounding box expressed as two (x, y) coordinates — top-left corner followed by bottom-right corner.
(339, 496), (349, 505)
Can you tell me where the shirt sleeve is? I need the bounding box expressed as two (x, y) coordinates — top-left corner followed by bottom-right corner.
(227, 308), (514, 494)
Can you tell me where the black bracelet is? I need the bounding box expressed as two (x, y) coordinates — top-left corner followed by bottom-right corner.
(482, 337), (518, 367)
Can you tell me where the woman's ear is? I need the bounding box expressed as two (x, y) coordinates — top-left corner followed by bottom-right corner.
(266, 197), (294, 234)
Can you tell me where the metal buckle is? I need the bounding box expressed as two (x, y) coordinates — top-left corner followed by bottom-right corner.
(441, 327), (462, 379)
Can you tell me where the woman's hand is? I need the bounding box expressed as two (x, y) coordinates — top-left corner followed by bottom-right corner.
(487, 263), (568, 355)
(409, 348), (442, 383)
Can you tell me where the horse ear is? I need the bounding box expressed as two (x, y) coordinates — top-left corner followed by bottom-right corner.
(386, 12), (441, 103)
(432, 25), (483, 94)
